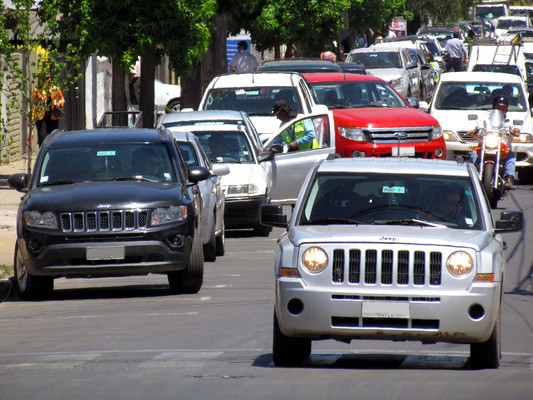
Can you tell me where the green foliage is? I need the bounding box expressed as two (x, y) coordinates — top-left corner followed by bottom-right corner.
(347, 0), (405, 34)
(405, 0), (475, 25)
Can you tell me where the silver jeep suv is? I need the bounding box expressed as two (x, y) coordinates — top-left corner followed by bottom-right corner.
(261, 157), (523, 369)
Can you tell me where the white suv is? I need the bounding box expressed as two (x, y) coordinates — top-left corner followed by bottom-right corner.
(198, 72), (326, 141)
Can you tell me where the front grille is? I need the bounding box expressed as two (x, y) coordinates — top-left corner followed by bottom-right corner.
(331, 248), (442, 286)
(60, 210), (149, 233)
(364, 126), (432, 143)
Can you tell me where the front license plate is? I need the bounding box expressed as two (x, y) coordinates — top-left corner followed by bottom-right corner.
(86, 246), (125, 261)
(392, 146), (415, 157)
(362, 301), (410, 318)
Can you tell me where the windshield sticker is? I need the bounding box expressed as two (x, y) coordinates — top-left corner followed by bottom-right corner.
(41, 176), (49, 183)
(97, 151), (116, 156)
(382, 186), (405, 194)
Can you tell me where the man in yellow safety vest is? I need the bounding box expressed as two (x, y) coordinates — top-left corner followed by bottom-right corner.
(272, 100), (318, 151)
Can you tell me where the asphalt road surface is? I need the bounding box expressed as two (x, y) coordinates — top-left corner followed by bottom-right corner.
(0, 192), (532, 399)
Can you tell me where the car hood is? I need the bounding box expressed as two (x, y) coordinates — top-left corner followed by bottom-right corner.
(218, 163), (269, 188)
(333, 108), (438, 127)
(288, 224), (492, 251)
(430, 109), (531, 134)
(25, 181), (186, 211)
(366, 68), (405, 81)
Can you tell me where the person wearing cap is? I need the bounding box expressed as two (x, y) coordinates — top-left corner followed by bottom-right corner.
(272, 99), (318, 151)
(469, 95), (520, 189)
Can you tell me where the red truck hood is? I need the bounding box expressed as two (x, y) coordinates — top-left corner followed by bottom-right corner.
(332, 107), (439, 127)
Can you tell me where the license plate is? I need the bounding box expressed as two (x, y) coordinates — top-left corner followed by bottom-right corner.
(86, 246), (125, 261)
(362, 301), (410, 318)
(392, 146), (415, 157)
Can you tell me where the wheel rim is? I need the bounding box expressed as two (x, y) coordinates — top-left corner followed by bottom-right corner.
(15, 252), (28, 293)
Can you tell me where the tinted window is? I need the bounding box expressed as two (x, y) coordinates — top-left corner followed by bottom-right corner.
(347, 52), (402, 69)
(193, 130), (255, 163)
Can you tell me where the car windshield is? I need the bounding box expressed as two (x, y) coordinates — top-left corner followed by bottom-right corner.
(310, 80), (408, 109)
(497, 19), (527, 29)
(203, 87), (302, 115)
(433, 82), (527, 111)
(346, 52), (402, 69)
(472, 64), (522, 77)
(193, 130), (255, 163)
(299, 172), (483, 230)
(37, 144), (178, 186)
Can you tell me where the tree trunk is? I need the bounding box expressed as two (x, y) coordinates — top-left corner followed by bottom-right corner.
(111, 59), (127, 127)
(140, 47), (156, 128)
(181, 13), (228, 111)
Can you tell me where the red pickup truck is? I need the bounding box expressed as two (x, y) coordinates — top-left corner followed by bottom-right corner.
(303, 72), (446, 159)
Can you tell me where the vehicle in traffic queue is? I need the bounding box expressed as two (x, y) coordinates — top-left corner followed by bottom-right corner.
(261, 157), (523, 369)
(302, 72), (446, 160)
(166, 122), (274, 237)
(257, 58), (342, 73)
(198, 72), (327, 142)
(428, 71), (533, 183)
(7, 128), (211, 300)
(172, 130), (230, 260)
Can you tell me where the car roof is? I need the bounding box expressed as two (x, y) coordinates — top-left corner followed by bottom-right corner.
(47, 128), (170, 147)
(167, 123), (247, 133)
(317, 157), (471, 177)
(161, 110), (247, 124)
(207, 72), (304, 88)
(259, 59), (342, 72)
(438, 71), (523, 83)
(302, 72), (381, 83)
(349, 46), (403, 53)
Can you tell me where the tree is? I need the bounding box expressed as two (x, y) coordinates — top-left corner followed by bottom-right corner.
(404, 0), (475, 34)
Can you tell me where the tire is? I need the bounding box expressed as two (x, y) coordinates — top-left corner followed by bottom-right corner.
(470, 306), (501, 369)
(518, 167), (533, 185)
(272, 311), (311, 367)
(253, 224), (271, 237)
(168, 233), (204, 294)
(482, 163), (498, 208)
(165, 99), (181, 113)
(13, 244), (53, 300)
(215, 227), (225, 257)
(203, 222), (217, 262)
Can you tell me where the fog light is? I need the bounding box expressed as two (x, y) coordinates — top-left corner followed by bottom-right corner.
(436, 148), (443, 158)
(28, 240), (41, 252)
(469, 304), (485, 320)
(287, 298), (304, 315)
(352, 151), (365, 157)
(167, 234), (184, 247)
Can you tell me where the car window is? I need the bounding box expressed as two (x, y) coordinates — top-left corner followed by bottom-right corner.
(193, 130), (255, 163)
(38, 144), (178, 186)
(310, 80), (408, 109)
(472, 64), (522, 77)
(265, 114), (331, 152)
(434, 82), (527, 111)
(347, 52), (402, 69)
(177, 141), (200, 167)
(203, 87), (303, 115)
(299, 172), (483, 230)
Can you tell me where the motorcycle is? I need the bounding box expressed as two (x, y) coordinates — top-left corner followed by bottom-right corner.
(472, 109), (509, 208)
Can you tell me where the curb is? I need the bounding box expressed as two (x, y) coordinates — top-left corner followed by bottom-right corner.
(0, 279), (13, 303)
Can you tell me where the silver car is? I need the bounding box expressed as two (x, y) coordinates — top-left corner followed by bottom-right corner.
(261, 157), (523, 369)
(173, 131), (229, 261)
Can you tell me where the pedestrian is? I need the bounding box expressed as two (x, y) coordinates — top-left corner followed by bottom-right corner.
(129, 57), (141, 105)
(284, 45), (296, 59)
(444, 30), (468, 72)
(320, 44), (337, 62)
(272, 100), (318, 152)
(32, 73), (64, 146)
(229, 41), (259, 73)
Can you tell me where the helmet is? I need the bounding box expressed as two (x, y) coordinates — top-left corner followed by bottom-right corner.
(492, 95), (509, 108)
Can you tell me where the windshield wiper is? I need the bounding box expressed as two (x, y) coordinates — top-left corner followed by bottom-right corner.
(39, 180), (77, 186)
(373, 219), (446, 227)
(438, 106), (465, 110)
(301, 218), (362, 225)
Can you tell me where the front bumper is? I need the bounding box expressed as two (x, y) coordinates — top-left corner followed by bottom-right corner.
(224, 195), (269, 227)
(275, 278), (500, 344)
(340, 141), (446, 159)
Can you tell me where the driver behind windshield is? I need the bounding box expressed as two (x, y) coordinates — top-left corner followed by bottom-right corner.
(208, 134), (241, 161)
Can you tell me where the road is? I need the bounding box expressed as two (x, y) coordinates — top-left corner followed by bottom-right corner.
(0, 191), (532, 399)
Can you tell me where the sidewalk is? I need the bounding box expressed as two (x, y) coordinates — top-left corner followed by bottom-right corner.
(0, 156), (31, 266)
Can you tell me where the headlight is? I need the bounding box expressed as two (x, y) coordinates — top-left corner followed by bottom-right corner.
(432, 125), (443, 140)
(515, 133), (533, 143)
(485, 134), (499, 149)
(302, 247), (328, 274)
(151, 206), (187, 225)
(338, 127), (366, 142)
(389, 78), (403, 88)
(24, 211), (58, 229)
(227, 184), (259, 195)
(446, 251), (473, 277)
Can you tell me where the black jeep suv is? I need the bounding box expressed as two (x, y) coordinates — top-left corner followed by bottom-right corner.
(8, 127), (210, 299)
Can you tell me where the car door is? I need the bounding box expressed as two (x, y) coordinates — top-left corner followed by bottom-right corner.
(403, 49), (420, 98)
(263, 112), (336, 204)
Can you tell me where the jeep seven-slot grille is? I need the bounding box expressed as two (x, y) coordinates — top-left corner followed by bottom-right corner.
(332, 249), (442, 286)
(364, 126), (432, 143)
(60, 210), (149, 232)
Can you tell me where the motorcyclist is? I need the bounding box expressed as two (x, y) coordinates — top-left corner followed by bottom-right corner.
(469, 95), (520, 190)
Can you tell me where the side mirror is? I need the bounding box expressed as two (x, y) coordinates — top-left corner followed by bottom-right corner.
(211, 163), (230, 177)
(406, 61), (417, 69)
(7, 173), (28, 192)
(258, 150), (274, 163)
(406, 97), (420, 109)
(494, 211), (523, 233)
(260, 204), (288, 228)
(188, 166), (210, 183)
(268, 144), (283, 154)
